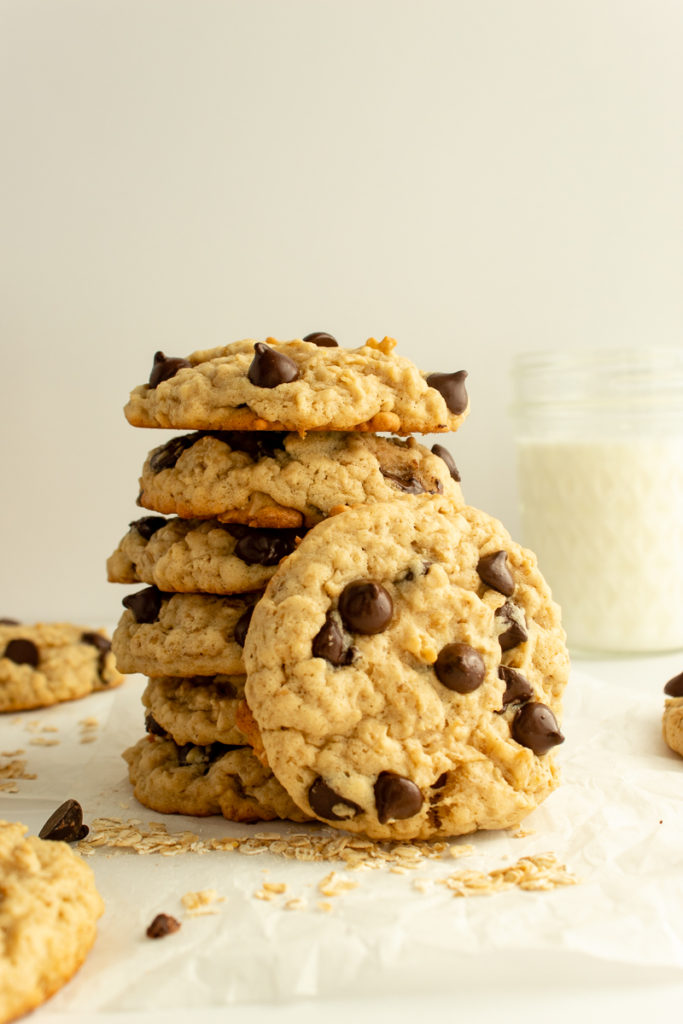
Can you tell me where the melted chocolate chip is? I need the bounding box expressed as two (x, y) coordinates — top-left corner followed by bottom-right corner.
(425, 369), (468, 414)
(149, 433), (198, 473)
(148, 351), (191, 389)
(430, 443), (461, 482)
(379, 467), (427, 494)
(664, 671), (683, 697)
(122, 586), (164, 624)
(0, 617), (20, 625)
(434, 643), (486, 693)
(303, 331), (339, 348)
(431, 772), (449, 789)
(308, 778), (362, 821)
(81, 632), (111, 679)
(247, 342), (301, 388)
(39, 799), (89, 842)
(338, 581), (393, 635)
(3, 638), (39, 667)
(220, 431), (287, 460)
(312, 612), (354, 666)
(146, 913), (181, 939)
(145, 713), (168, 738)
(233, 529), (298, 567)
(477, 550), (515, 596)
(234, 605), (255, 648)
(498, 665), (534, 707)
(130, 516), (167, 540)
(374, 772), (423, 823)
(512, 702), (564, 755)
(495, 602), (528, 651)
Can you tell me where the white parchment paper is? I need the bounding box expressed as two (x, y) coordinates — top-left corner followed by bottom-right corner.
(2, 665), (683, 1010)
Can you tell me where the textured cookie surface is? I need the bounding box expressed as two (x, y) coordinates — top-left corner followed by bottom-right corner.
(0, 820), (104, 1024)
(107, 516), (304, 594)
(663, 699), (683, 757)
(0, 622), (123, 713)
(244, 497), (569, 841)
(142, 675), (247, 746)
(112, 590), (258, 677)
(123, 735), (312, 823)
(137, 430), (463, 528)
(124, 336), (469, 435)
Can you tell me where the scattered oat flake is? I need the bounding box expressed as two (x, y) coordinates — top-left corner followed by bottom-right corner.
(0, 781), (19, 793)
(512, 828), (536, 839)
(1, 749), (25, 757)
(318, 871), (359, 897)
(0, 758), (36, 781)
(439, 852), (579, 897)
(317, 901), (333, 913)
(79, 717), (99, 727)
(29, 737), (59, 747)
(182, 889), (223, 914)
(284, 898), (306, 911)
(40, 725), (59, 733)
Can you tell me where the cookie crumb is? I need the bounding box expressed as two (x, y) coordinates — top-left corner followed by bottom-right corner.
(146, 913), (181, 938)
(181, 889), (223, 914)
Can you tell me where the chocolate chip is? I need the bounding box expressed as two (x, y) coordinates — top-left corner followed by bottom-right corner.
(39, 799), (89, 842)
(379, 467), (427, 494)
(498, 665), (534, 707)
(220, 431), (287, 460)
(303, 331), (339, 347)
(312, 612), (354, 666)
(431, 772), (448, 789)
(374, 772), (423, 823)
(434, 643), (486, 693)
(308, 777), (362, 820)
(176, 742), (200, 767)
(430, 443), (461, 482)
(149, 433), (198, 473)
(247, 342), (301, 388)
(3, 638), (39, 667)
(338, 581), (393, 635)
(145, 713), (168, 738)
(130, 516), (167, 540)
(512, 702), (564, 755)
(477, 551), (515, 597)
(234, 605), (255, 647)
(425, 369), (468, 414)
(148, 351), (191, 388)
(233, 529), (298, 567)
(122, 586), (164, 624)
(81, 632), (111, 679)
(146, 913), (181, 939)
(664, 671), (683, 697)
(495, 602), (528, 651)
(0, 617), (20, 625)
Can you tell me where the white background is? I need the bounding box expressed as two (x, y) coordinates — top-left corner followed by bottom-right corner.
(2, 0), (683, 622)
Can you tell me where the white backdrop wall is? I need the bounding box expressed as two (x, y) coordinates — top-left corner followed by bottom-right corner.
(1, 0), (682, 622)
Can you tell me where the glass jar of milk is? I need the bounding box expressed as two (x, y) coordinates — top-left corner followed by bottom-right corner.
(512, 348), (683, 655)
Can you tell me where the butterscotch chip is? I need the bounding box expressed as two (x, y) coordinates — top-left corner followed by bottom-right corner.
(124, 337), (469, 435)
(0, 622), (123, 712)
(0, 820), (104, 1023)
(245, 497), (569, 841)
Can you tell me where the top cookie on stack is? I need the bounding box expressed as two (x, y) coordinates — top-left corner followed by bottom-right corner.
(123, 334), (469, 435)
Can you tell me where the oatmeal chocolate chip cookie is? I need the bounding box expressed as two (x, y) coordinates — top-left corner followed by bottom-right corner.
(663, 671), (683, 757)
(124, 336), (469, 435)
(107, 516), (304, 594)
(244, 496), (569, 841)
(142, 675), (248, 746)
(112, 590), (258, 677)
(137, 430), (463, 529)
(0, 820), (104, 1024)
(0, 622), (123, 712)
(123, 735), (312, 823)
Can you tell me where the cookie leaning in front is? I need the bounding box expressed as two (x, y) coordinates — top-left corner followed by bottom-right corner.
(124, 336), (469, 435)
(244, 496), (569, 842)
(0, 821), (104, 1024)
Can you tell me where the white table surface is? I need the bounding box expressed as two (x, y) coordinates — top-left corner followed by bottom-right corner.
(5, 647), (683, 1024)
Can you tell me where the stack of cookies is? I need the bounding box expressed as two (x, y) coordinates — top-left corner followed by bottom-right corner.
(108, 334), (468, 826)
(109, 333), (569, 840)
